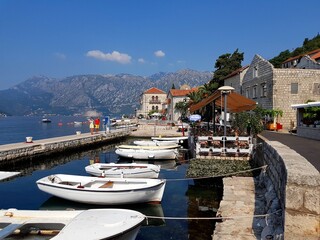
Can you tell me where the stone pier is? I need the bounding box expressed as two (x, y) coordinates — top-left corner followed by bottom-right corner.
(0, 130), (129, 163)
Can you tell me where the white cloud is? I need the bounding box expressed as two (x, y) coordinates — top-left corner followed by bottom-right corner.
(54, 52), (66, 60)
(154, 50), (165, 58)
(138, 58), (145, 63)
(86, 50), (132, 64)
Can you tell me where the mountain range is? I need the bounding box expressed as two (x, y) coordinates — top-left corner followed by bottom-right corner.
(0, 69), (212, 116)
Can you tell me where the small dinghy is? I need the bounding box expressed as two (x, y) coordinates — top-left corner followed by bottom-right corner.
(115, 144), (179, 160)
(36, 174), (166, 205)
(0, 208), (145, 240)
(85, 162), (161, 178)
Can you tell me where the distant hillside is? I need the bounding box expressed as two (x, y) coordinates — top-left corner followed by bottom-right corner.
(269, 34), (320, 67)
(0, 69), (212, 116)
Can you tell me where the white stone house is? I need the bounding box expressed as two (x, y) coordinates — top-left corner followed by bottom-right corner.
(137, 87), (166, 118)
(166, 85), (198, 122)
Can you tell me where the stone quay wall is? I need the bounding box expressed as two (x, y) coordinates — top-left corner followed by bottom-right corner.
(0, 131), (129, 163)
(255, 135), (320, 239)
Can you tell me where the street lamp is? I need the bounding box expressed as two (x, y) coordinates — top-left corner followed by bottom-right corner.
(218, 86), (234, 154)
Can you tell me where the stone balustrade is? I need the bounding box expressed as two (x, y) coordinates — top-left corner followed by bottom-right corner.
(255, 135), (320, 239)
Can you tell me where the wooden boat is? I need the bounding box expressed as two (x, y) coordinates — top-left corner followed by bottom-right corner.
(0, 208), (145, 240)
(115, 145), (178, 160)
(85, 162), (161, 178)
(36, 174), (166, 205)
(133, 140), (178, 146)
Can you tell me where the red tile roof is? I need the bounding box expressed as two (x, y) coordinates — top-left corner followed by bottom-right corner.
(282, 48), (320, 64)
(169, 88), (198, 97)
(144, 87), (166, 94)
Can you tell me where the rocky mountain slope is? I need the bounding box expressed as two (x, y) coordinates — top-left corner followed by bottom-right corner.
(0, 69), (212, 116)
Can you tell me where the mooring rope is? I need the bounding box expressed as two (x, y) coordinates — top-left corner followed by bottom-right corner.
(144, 209), (281, 221)
(165, 165), (268, 182)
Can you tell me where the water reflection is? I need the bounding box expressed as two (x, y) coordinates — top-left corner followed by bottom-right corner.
(0, 138), (223, 239)
(40, 197), (165, 227)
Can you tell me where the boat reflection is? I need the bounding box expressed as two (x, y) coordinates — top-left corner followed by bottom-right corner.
(39, 197), (165, 227)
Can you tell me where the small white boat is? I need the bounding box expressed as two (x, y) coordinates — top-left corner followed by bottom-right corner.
(151, 136), (188, 143)
(0, 208), (145, 240)
(42, 118), (51, 123)
(118, 144), (179, 150)
(133, 140), (178, 146)
(37, 174), (166, 205)
(115, 146), (178, 160)
(85, 162), (161, 178)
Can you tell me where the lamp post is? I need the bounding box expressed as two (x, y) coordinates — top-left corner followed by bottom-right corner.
(218, 86), (234, 154)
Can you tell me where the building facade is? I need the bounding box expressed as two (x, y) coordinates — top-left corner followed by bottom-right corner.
(166, 85), (197, 122)
(241, 55), (320, 129)
(137, 87), (166, 118)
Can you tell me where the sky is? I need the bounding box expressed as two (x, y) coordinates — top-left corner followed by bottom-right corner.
(0, 0), (319, 90)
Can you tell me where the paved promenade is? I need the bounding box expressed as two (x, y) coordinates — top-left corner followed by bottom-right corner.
(260, 130), (320, 172)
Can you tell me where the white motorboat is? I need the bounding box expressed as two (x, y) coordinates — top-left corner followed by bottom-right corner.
(115, 145), (178, 160)
(0, 208), (145, 240)
(41, 118), (51, 123)
(85, 162), (161, 178)
(133, 140), (178, 146)
(36, 174), (166, 205)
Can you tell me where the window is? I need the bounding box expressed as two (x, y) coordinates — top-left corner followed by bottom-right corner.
(313, 83), (320, 95)
(245, 87), (250, 98)
(253, 85), (257, 98)
(261, 83), (267, 97)
(291, 83), (298, 94)
(253, 66), (258, 78)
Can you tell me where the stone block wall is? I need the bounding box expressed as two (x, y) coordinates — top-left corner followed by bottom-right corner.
(255, 135), (320, 239)
(0, 132), (128, 163)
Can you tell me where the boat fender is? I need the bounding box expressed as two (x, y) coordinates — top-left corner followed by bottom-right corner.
(77, 185), (85, 189)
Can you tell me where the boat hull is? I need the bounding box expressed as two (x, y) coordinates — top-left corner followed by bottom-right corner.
(0, 208), (145, 240)
(115, 148), (178, 160)
(85, 163), (160, 178)
(37, 174), (166, 205)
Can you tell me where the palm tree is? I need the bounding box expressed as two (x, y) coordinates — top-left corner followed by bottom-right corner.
(187, 91), (202, 104)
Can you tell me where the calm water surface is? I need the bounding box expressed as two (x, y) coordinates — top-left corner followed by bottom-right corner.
(0, 116), (221, 239)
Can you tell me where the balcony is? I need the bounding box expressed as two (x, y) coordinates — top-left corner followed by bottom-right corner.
(149, 100), (161, 104)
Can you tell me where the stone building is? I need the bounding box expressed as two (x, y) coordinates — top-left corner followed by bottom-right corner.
(242, 55), (320, 129)
(137, 87), (166, 118)
(166, 85), (198, 122)
(281, 48), (320, 69)
(223, 65), (249, 93)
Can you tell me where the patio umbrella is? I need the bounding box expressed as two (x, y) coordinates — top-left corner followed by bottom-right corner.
(189, 114), (201, 122)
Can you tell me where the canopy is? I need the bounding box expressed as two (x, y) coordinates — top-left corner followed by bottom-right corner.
(190, 90), (257, 113)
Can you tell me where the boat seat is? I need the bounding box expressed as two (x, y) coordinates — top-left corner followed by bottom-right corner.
(99, 181), (114, 188)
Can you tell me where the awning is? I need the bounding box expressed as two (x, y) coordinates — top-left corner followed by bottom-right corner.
(189, 90), (257, 113)
(291, 101), (320, 109)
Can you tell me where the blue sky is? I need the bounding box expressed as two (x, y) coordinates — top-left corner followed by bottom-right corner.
(0, 0), (319, 90)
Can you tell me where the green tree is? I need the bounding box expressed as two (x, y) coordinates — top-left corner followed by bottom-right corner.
(175, 100), (189, 119)
(269, 33), (320, 68)
(211, 49), (244, 86)
(187, 91), (202, 104)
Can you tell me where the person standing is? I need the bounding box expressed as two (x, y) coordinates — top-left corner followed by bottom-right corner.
(94, 117), (100, 133)
(89, 118), (94, 135)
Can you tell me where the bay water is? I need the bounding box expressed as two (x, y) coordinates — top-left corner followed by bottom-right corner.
(0, 116), (221, 239)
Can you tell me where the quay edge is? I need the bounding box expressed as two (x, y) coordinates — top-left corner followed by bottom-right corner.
(0, 130), (129, 164)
